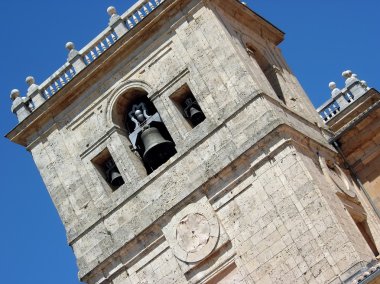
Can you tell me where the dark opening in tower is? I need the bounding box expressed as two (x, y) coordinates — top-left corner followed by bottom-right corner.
(170, 84), (206, 128)
(92, 148), (125, 191)
(125, 96), (176, 174)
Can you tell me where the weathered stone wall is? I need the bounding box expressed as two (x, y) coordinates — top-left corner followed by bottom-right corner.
(294, 142), (380, 270)
(210, 0), (321, 125)
(23, 0), (380, 283)
(73, 129), (378, 283)
(30, 0), (268, 244)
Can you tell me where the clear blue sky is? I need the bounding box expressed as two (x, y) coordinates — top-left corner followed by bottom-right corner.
(0, 1), (379, 283)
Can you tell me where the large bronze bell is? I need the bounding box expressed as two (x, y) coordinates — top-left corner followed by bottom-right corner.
(189, 106), (205, 126)
(109, 170), (124, 187)
(105, 160), (124, 187)
(141, 126), (175, 170)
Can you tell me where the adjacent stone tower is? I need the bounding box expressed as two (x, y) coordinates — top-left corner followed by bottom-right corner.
(6, 0), (380, 283)
(318, 72), (380, 215)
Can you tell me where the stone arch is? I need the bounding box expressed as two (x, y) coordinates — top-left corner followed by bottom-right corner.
(106, 80), (154, 129)
(106, 79), (177, 174)
(245, 42), (286, 102)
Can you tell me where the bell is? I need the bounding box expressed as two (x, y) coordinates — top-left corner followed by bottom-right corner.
(189, 107), (205, 126)
(141, 126), (176, 170)
(109, 169), (124, 187)
(105, 160), (124, 187)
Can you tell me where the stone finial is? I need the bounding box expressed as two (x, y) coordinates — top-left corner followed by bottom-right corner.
(65, 42), (75, 51)
(66, 42), (77, 60)
(107, 6), (117, 17)
(328, 82), (336, 90)
(26, 76), (35, 87)
(66, 41), (86, 73)
(25, 76), (45, 108)
(342, 69), (368, 97)
(342, 69), (359, 87)
(342, 70), (352, 79)
(10, 89), (20, 100)
(107, 6), (127, 37)
(10, 89), (31, 122)
(329, 82), (341, 98)
(26, 75), (38, 95)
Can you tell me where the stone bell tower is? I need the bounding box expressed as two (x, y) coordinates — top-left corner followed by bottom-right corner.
(6, 0), (380, 283)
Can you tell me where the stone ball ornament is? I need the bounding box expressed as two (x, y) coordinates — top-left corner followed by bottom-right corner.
(166, 203), (220, 263)
(342, 70), (353, 78)
(65, 42), (75, 51)
(10, 89), (20, 100)
(26, 76), (35, 86)
(107, 6), (117, 16)
(328, 82), (336, 90)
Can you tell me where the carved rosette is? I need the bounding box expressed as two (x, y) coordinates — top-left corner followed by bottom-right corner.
(319, 156), (357, 198)
(165, 203), (220, 263)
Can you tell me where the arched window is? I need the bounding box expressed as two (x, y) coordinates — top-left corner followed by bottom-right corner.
(246, 45), (285, 102)
(125, 95), (177, 174)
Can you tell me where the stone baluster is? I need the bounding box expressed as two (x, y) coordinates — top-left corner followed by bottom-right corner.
(132, 14), (139, 24)
(143, 5), (149, 15)
(66, 42), (86, 73)
(342, 70), (367, 98)
(90, 50), (96, 60)
(10, 89), (31, 122)
(137, 9), (144, 19)
(100, 42), (107, 51)
(84, 54), (91, 64)
(108, 6), (128, 38)
(148, 1), (155, 10)
(105, 37), (112, 47)
(127, 18), (134, 29)
(26, 76), (46, 109)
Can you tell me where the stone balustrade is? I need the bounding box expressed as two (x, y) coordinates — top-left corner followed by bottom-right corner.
(317, 70), (370, 123)
(81, 29), (118, 66)
(40, 63), (77, 100)
(10, 0), (166, 122)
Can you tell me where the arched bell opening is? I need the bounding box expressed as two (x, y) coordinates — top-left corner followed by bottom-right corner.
(112, 88), (148, 130)
(246, 45), (286, 103)
(125, 95), (177, 174)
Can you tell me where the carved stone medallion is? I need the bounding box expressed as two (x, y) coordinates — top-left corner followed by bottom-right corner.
(328, 164), (357, 198)
(165, 202), (220, 263)
(176, 213), (210, 253)
(319, 156), (356, 198)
